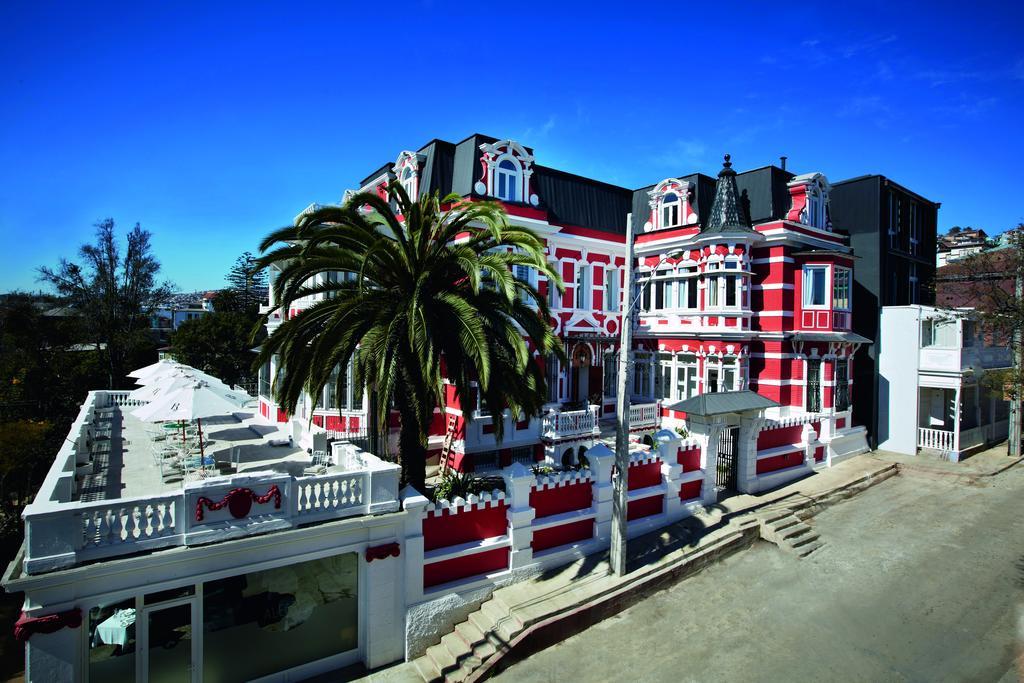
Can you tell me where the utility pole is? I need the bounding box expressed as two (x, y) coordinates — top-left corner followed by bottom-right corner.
(1011, 232), (1023, 457)
(611, 214), (634, 576)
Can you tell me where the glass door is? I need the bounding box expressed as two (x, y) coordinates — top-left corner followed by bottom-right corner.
(139, 600), (197, 683)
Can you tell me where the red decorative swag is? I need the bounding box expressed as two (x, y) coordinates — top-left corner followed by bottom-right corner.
(14, 608), (82, 643)
(195, 485), (282, 522)
(365, 542), (401, 562)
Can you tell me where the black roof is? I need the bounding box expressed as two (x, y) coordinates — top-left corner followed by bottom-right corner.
(832, 174), (940, 207)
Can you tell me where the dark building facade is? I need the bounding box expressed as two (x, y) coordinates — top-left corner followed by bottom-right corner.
(830, 175), (941, 447)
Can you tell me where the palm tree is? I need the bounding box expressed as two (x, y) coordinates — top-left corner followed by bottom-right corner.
(254, 182), (564, 490)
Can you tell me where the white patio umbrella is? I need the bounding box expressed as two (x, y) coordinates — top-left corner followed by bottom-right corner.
(133, 363), (197, 385)
(127, 359), (181, 380)
(131, 381), (250, 458)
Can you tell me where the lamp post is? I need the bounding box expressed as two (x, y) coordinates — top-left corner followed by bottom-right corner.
(610, 217), (683, 576)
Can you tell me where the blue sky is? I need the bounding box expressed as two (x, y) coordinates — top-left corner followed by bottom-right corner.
(1, 1), (1022, 292)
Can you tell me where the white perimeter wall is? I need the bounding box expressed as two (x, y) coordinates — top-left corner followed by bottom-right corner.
(878, 307), (923, 454)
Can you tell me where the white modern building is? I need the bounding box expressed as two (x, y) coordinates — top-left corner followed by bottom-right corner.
(877, 305), (1010, 460)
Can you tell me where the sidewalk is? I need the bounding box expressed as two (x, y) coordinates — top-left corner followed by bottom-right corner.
(871, 441), (1022, 480)
(342, 454), (899, 683)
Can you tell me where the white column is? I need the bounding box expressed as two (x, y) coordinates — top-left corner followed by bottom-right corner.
(687, 416), (722, 505)
(953, 385), (962, 454)
(655, 429), (684, 521)
(363, 527), (405, 668)
(736, 414), (765, 494)
(502, 463), (536, 569)
(400, 487), (429, 608)
(587, 444), (615, 547)
(802, 422), (819, 467)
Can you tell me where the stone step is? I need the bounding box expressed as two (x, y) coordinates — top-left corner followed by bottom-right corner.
(425, 642), (458, 676)
(796, 539), (825, 557)
(453, 619), (487, 649)
(768, 515), (801, 532)
(761, 509), (795, 524)
(441, 631), (473, 662)
(413, 652), (443, 683)
(789, 531), (820, 548)
(781, 522), (813, 541)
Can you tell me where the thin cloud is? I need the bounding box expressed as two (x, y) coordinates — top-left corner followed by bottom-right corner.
(651, 138), (709, 172)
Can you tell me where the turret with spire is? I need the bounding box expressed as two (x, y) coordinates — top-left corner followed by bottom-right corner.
(703, 154), (756, 236)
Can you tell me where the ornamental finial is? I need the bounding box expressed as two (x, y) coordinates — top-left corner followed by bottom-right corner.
(723, 154), (732, 169)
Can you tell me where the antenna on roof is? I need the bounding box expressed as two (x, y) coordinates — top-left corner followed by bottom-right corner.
(780, 156), (788, 171)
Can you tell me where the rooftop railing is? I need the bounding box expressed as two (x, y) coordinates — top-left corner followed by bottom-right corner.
(19, 391), (401, 575)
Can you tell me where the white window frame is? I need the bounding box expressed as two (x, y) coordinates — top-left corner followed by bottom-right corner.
(661, 193), (682, 228)
(575, 262), (591, 310)
(803, 265), (830, 309)
(401, 166), (416, 199)
(604, 267), (620, 312)
(675, 353), (698, 401)
(494, 156), (521, 202)
(547, 261), (561, 309)
(832, 267), (851, 311)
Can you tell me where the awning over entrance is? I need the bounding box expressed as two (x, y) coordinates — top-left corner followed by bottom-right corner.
(666, 390), (780, 416)
(790, 331), (872, 344)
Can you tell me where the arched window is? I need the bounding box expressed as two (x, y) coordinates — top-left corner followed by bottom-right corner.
(495, 159), (520, 202)
(401, 166), (415, 199)
(662, 193), (681, 227)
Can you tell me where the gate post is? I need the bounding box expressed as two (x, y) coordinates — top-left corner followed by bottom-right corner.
(687, 416), (723, 505)
(736, 414), (767, 493)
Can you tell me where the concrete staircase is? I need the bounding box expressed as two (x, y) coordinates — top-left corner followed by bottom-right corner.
(411, 517), (759, 682)
(760, 510), (824, 557)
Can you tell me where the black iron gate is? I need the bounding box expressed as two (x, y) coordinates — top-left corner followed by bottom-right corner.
(716, 427), (739, 489)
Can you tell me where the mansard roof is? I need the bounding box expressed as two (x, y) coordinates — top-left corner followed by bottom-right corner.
(357, 133), (632, 235)
(703, 155), (757, 236)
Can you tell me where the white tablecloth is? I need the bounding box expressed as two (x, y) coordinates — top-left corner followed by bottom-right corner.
(95, 609), (136, 646)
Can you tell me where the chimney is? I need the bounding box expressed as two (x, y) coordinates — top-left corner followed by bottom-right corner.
(779, 156), (788, 171)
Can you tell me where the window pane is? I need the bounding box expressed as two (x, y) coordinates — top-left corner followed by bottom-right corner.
(806, 360), (821, 412)
(89, 599), (137, 683)
(725, 275), (737, 307)
(203, 553), (358, 683)
(708, 276), (719, 307)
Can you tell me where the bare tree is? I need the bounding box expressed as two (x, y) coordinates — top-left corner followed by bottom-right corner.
(38, 219), (174, 388)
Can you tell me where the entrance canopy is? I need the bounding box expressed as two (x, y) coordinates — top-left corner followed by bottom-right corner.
(667, 390), (780, 416)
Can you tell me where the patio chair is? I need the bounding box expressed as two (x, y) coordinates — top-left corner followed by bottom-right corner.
(302, 450), (330, 476)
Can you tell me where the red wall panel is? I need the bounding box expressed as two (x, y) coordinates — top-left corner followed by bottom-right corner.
(423, 503), (507, 551)
(627, 495), (663, 521)
(423, 547), (510, 588)
(756, 450), (804, 474)
(679, 480), (702, 501)
(628, 461), (662, 490)
(530, 482), (593, 519)
(532, 519), (594, 553)
(677, 447), (701, 472)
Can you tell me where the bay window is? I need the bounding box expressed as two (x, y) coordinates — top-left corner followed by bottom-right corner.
(833, 267), (851, 310)
(706, 355), (740, 393)
(633, 353), (651, 397)
(803, 265), (828, 308)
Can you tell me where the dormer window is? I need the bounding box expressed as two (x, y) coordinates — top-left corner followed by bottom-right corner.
(646, 179), (696, 231)
(786, 173), (832, 230)
(476, 139), (539, 206)
(662, 193), (681, 227)
(392, 150), (424, 202)
(401, 167), (415, 198)
(496, 158), (520, 202)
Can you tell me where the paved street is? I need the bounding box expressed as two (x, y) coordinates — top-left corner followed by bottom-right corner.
(497, 465), (1024, 683)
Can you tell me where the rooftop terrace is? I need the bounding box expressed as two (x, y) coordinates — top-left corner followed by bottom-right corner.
(17, 390), (401, 576)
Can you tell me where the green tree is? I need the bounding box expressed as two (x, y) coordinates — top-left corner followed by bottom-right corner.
(254, 183), (563, 490)
(37, 219), (173, 388)
(224, 251), (268, 315)
(170, 312), (265, 386)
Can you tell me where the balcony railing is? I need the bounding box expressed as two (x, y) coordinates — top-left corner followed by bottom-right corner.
(917, 427), (955, 451)
(542, 405), (599, 440)
(629, 401), (661, 430)
(19, 390), (402, 575)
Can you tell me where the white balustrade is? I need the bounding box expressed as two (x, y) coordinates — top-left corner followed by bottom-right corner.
(542, 405), (599, 440)
(295, 471), (365, 521)
(917, 427), (956, 451)
(80, 494), (182, 552)
(629, 401), (661, 430)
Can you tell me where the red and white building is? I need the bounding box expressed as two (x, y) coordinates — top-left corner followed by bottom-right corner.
(258, 134), (870, 494)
